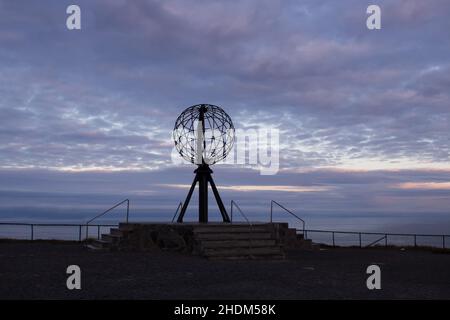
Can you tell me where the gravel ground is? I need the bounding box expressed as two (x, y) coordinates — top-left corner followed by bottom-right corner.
(0, 240), (449, 300)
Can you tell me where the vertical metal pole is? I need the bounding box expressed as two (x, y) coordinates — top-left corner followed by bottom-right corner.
(270, 201), (273, 223)
(359, 233), (362, 248)
(332, 232), (335, 247)
(385, 234), (388, 247)
(304, 230), (308, 240)
(198, 106), (207, 223)
(31, 225), (34, 241)
(230, 201), (233, 223)
(126, 200), (130, 223)
(79, 225), (82, 242)
(198, 171), (208, 223)
(414, 235), (417, 247)
(443, 235), (446, 249)
(98, 225), (101, 240)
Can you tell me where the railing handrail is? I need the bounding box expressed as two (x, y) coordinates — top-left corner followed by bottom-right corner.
(0, 222), (117, 227)
(1, 223), (448, 238)
(366, 235), (387, 248)
(297, 228), (450, 238)
(270, 200), (305, 234)
(85, 199), (130, 240)
(85, 199), (130, 225)
(230, 200), (252, 226)
(171, 202), (183, 223)
(0, 222), (118, 242)
(300, 229), (448, 249)
(0, 222), (448, 249)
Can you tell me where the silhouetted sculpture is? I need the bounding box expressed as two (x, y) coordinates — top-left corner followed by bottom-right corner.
(173, 104), (235, 223)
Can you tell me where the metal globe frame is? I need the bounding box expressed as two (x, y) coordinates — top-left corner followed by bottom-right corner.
(173, 104), (234, 223)
(173, 104), (234, 165)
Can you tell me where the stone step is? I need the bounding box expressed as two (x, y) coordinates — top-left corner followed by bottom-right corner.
(200, 239), (276, 249)
(86, 244), (105, 251)
(208, 254), (285, 260)
(85, 223), (317, 259)
(91, 239), (112, 249)
(118, 223), (136, 231)
(110, 228), (123, 236)
(195, 232), (273, 241)
(193, 226), (269, 234)
(101, 234), (122, 243)
(203, 246), (283, 257)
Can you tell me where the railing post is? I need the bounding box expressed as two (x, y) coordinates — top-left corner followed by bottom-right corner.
(359, 233), (362, 248)
(304, 230), (308, 240)
(270, 201), (273, 223)
(385, 234), (388, 247)
(414, 235), (417, 247)
(98, 225), (101, 240)
(231, 201), (233, 223)
(443, 235), (446, 249)
(126, 199), (130, 223)
(79, 225), (82, 242)
(85, 224), (88, 240)
(332, 232), (335, 247)
(31, 224), (34, 241)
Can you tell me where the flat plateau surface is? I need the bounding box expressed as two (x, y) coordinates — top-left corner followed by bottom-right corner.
(0, 241), (449, 299)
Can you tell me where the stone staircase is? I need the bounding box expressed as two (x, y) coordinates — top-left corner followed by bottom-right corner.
(86, 226), (129, 251)
(192, 224), (284, 259)
(86, 222), (315, 259)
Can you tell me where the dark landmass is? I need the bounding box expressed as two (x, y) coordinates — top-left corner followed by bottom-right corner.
(0, 240), (449, 300)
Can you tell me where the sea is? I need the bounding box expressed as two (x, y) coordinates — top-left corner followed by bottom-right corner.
(1, 207), (449, 248)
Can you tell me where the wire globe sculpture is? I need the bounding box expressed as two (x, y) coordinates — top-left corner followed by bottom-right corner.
(173, 104), (235, 165)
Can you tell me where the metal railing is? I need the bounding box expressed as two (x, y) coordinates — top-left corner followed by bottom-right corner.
(85, 199), (129, 240)
(171, 202), (183, 223)
(231, 200), (252, 225)
(301, 229), (449, 249)
(366, 235), (387, 248)
(0, 222), (117, 242)
(270, 200), (305, 234)
(1, 222), (448, 250)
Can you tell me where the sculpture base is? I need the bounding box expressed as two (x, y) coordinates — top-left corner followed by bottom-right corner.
(177, 164), (230, 223)
(87, 222), (315, 259)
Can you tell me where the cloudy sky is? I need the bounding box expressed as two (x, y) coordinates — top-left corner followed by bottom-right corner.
(0, 0), (449, 232)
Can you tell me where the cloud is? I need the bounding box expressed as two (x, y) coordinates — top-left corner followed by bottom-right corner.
(394, 182), (450, 190)
(161, 184), (332, 193)
(1, 167), (450, 216)
(0, 1), (449, 230)
(0, 0), (449, 171)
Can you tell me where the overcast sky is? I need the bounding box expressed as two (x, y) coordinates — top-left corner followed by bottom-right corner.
(0, 0), (449, 231)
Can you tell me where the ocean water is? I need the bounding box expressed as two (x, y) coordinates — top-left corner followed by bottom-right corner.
(1, 208), (449, 248)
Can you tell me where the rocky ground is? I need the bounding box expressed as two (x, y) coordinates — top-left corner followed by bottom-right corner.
(0, 240), (449, 299)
